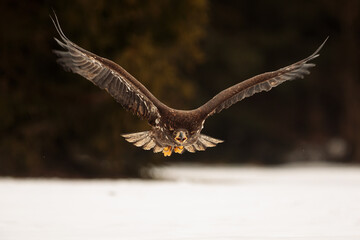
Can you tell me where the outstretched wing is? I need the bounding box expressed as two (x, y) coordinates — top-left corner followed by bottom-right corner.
(197, 38), (328, 118)
(51, 13), (161, 125)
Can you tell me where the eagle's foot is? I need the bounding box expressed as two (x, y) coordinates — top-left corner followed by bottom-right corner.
(162, 146), (172, 157)
(174, 146), (184, 154)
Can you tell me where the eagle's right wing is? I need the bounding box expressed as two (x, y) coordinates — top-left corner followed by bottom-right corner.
(197, 38), (328, 119)
(51, 13), (162, 125)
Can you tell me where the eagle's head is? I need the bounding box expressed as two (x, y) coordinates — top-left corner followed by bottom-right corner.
(173, 129), (189, 144)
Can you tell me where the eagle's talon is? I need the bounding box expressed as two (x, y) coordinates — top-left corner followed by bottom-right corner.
(162, 146), (172, 157)
(174, 146), (184, 154)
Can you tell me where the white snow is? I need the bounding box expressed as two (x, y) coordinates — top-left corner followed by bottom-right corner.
(1, 164), (360, 240)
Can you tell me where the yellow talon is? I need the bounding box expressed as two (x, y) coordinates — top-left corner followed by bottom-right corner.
(174, 146), (184, 154)
(162, 146), (172, 157)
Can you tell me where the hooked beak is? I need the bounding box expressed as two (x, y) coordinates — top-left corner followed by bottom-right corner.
(175, 131), (188, 143)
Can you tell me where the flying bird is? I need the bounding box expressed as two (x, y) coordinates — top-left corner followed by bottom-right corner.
(51, 13), (327, 157)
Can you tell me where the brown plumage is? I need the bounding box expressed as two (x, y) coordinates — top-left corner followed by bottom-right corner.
(51, 13), (327, 156)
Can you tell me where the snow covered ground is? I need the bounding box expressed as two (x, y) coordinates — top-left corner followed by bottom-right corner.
(1, 164), (360, 240)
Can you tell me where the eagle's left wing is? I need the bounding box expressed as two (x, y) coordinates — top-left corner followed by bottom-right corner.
(197, 38), (328, 119)
(51, 13), (162, 125)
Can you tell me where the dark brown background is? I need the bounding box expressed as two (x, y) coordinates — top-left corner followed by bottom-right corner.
(1, 0), (359, 177)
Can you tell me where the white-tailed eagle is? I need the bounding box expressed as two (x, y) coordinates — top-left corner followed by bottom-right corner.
(51, 13), (327, 157)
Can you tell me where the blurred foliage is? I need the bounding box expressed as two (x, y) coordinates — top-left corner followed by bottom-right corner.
(0, 0), (359, 178)
(0, 0), (207, 177)
(196, 0), (360, 164)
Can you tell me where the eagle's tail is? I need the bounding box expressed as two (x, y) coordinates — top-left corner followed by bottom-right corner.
(122, 131), (163, 153)
(184, 134), (223, 153)
(122, 132), (223, 155)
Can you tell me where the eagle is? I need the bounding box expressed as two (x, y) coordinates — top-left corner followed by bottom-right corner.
(51, 13), (327, 157)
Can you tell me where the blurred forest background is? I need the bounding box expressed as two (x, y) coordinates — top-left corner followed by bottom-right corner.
(0, 0), (359, 178)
